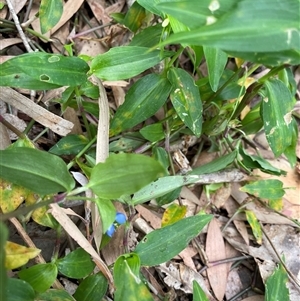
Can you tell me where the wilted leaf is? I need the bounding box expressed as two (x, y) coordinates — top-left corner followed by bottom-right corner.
(161, 203), (187, 227)
(206, 218), (227, 301)
(5, 242), (41, 270)
(245, 210), (262, 245)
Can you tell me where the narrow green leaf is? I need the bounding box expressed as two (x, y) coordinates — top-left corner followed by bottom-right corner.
(0, 53), (89, 89)
(18, 263), (58, 293)
(134, 214), (213, 266)
(0, 222), (8, 301)
(123, 1), (146, 32)
(137, 0), (171, 17)
(110, 74), (172, 136)
(160, 0), (300, 65)
(73, 273), (108, 301)
(94, 198), (116, 233)
(263, 79), (295, 157)
(168, 68), (202, 136)
(245, 210), (262, 244)
(203, 46), (228, 92)
(91, 46), (172, 81)
(56, 248), (95, 279)
(6, 278), (35, 301)
(193, 280), (209, 301)
(39, 0), (63, 34)
(0, 147), (75, 195)
(239, 147), (286, 176)
(114, 254), (153, 301)
(88, 153), (166, 199)
(265, 263), (289, 301)
(49, 135), (89, 156)
(129, 24), (162, 48)
(132, 175), (189, 205)
(240, 179), (285, 200)
(189, 151), (237, 175)
(36, 289), (76, 301)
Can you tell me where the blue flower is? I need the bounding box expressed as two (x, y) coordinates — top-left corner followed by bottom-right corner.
(115, 212), (126, 224)
(105, 212), (127, 237)
(106, 224), (115, 237)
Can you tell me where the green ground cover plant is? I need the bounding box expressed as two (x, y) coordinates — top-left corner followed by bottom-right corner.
(0, 0), (299, 300)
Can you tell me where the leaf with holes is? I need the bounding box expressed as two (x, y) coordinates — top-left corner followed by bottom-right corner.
(0, 53), (89, 89)
(168, 68), (202, 136)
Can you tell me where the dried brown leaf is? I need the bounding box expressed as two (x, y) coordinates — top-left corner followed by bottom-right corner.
(206, 218), (228, 301)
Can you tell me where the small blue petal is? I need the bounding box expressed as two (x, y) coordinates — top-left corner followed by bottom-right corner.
(115, 212), (126, 224)
(106, 224), (115, 237)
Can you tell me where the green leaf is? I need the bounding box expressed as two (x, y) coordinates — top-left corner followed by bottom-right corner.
(168, 68), (202, 136)
(132, 175), (189, 205)
(56, 248), (95, 279)
(262, 78), (295, 157)
(140, 123), (164, 142)
(134, 214), (213, 266)
(160, 0), (300, 65)
(265, 263), (289, 301)
(189, 151), (237, 175)
(49, 135), (89, 156)
(137, 0), (172, 17)
(88, 153), (166, 199)
(18, 263), (58, 293)
(0, 222), (8, 301)
(203, 46), (228, 92)
(239, 147), (286, 176)
(91, 46), (172, 81)
(193, 280), (209, 301)
(123, 1), (147, 32)
(245, 210), (262, 244)
(129, 24), (162, 48)
(240, 179), (285, 200)
(36, 289), (75, 301)
(114, 254), (153, 301)
(0, 147), (75, 195)
(6, 278), (35, 301)
(39, 0), (63, 34)
(110, 74), (172, 136)
(73, 273), (108, 301)
(94, 198), (116, 233)
(0, 53), (89, 89)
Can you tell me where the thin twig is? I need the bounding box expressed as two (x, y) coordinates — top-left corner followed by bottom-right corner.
(5, 0), (33, 52)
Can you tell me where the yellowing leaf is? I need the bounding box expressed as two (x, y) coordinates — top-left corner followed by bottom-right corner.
(5, 241), (41, 269)
(0, 178), (32, 213)
(161, 204), (187, 227)
(245, 210), (262, 245)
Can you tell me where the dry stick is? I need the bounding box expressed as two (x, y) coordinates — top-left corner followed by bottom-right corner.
(9, 217), (64, 290)
(5, 0), (33, 53)
(260, 222), (300, 289)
